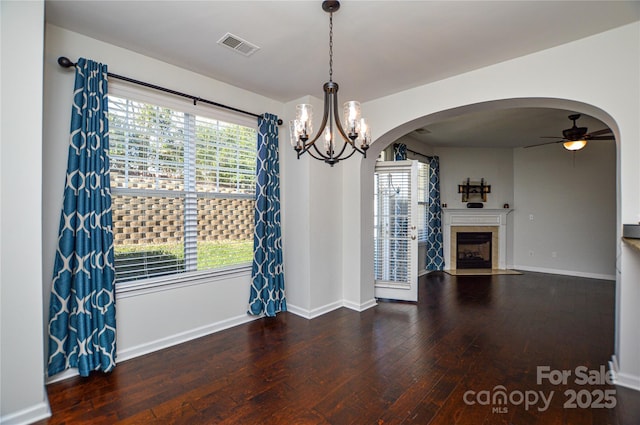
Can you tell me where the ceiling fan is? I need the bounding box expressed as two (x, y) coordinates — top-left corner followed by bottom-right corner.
(525, 114), (614, 151)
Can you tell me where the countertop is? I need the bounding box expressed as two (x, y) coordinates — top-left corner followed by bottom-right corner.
(622, 237), (640, 252)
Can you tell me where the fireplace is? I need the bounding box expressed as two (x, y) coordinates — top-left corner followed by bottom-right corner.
(442, 209), (513, 271)
(456, 232), (492, 269)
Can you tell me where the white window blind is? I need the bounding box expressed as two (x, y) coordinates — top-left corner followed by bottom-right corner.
(108, 94), (257, 284)
(417, 162), (429, 243)
(374, 169), (412, 283)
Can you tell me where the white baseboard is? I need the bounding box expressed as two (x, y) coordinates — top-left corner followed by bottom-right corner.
(288, 298), (378, 319)
(285, 303), (311, 319)
(610, 354), (640, 392)
(47, 313), (258, 384)
(513, 265), (615, 281)
(287, 300), (343, 319)
(46, 368), (79, 384)
(0, 397), (51, 425)
(343, 298), (377, 312)
(614, 372), (640, 392)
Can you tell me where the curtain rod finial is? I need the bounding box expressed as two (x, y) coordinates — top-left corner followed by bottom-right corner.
(57, 56), (75, 68)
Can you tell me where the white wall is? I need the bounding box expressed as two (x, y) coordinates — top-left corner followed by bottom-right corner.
(280, 98), (313, 314)
(349, 22), (640, 389)
(308, 151), (343, 313)
(391, 137), (515, 210)
(0, 1), (51, 424)
(281, 95), (345, 318)
(513, 142), (617, 278)
(435, 147), (514, 210)
(42, 25), (284, 378)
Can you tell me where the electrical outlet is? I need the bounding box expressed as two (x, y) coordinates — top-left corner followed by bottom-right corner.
(529, 250), (534, 257)
(552, 251), (557, 258)
(529, 214), (534, 221)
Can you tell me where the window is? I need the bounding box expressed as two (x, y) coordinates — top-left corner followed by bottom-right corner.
(108, 88), (257, 284)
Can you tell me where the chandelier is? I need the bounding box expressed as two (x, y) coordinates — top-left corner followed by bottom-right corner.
(289, 0), (370, 166)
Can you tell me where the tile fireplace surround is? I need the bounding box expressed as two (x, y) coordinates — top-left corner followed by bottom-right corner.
(442, 208), (513, 270)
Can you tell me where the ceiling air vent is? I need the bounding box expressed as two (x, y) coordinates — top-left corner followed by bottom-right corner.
(217, 33), (260, 57)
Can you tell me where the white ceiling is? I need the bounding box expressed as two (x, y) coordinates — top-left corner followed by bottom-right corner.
(45, 0), (639, 148)
(404, 108), (614, 148)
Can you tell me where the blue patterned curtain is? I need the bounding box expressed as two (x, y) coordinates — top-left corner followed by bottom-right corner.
(426, 156), (444, 270)
(394, 143), (407, 160)
(248, 114), (286, 317)
(47, 58), (117, 377)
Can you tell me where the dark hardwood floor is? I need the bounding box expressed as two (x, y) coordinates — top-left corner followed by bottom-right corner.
(39, 272), (640, 424)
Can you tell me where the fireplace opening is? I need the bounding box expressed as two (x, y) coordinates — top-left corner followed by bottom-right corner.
(456, 232), (492, 269)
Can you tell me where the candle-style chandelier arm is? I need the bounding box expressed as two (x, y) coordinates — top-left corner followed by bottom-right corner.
(336, 145), (360, 161)
(330, 89), (368, 157)
(298, 86), (332, 157)
(331, 89), (354, 146)
(305, 147), (328, 161)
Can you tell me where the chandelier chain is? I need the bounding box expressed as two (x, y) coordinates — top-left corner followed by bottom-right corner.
(329, 13), (333, 82)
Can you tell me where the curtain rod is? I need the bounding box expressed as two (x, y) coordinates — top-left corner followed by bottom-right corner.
(406, 147), (434, 160)
(57, 57), (283, 125)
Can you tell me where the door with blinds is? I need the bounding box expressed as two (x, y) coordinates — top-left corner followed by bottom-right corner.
(374, 160), (419, 302)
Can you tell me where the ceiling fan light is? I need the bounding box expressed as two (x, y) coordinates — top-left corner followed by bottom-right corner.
(563, 140), (587, 151)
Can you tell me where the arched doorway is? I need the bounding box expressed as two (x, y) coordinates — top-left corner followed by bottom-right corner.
(351, 97), (620, 349)
(373, 102), (617, 266)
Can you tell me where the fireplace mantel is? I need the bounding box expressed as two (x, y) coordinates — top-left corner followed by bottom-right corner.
(442, 208), (513, 270)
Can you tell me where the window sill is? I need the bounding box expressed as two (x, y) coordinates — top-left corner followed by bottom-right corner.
(115, 264), (252, 299)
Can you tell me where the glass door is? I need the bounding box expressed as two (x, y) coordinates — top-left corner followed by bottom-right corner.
(373, 160), (418, 302)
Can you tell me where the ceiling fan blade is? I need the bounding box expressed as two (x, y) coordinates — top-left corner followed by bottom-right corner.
(587, 128), (613, 136)
(587, 136), (615, 140)
(524, 140), (563, 148)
